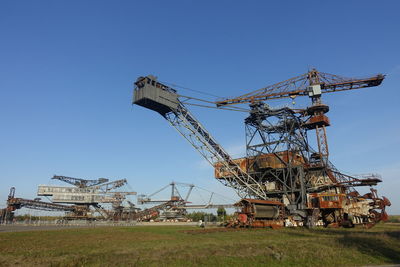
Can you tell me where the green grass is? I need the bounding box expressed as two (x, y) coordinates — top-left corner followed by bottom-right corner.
(0, 223), (399, 267)
(388, 215), (400, 223)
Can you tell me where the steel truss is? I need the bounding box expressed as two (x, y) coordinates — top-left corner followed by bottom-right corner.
(243, 101), (382, 211)
(165, 104), (267, 199)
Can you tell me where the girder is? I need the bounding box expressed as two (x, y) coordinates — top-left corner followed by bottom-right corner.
(52, 175), (109, 188)
(165, 105), (267, 199)
(216, 69), (385, 106)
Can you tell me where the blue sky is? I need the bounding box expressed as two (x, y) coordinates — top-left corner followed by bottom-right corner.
(0, 1), (399, 214)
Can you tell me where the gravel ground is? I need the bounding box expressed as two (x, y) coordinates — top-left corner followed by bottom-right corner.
(0, 224), (92, 232)
(0, 221), (200, 232)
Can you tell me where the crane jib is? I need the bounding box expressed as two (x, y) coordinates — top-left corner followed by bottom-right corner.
(215, 71), (385, 106)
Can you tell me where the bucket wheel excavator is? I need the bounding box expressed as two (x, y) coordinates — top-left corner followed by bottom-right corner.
(133, 69), (390, 228)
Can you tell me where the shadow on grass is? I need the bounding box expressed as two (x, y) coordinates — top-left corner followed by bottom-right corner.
(337, 234), (400, 263)
(385, 230), (400, 241)
(292, 227), (400, 263)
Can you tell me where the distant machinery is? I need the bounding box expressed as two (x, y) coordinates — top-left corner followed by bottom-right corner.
(138, 182), (194, 205)
(137, 182), (194, 221)
(136, 181), (234, 222)
(0, 187), (76, 223)
(133, 69), (391, 228)
(50, 175), (109, 188)
(1, 177), (232, 223)
(36, 175), (136, 220)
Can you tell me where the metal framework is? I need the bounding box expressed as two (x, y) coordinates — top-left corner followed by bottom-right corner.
(165, 106), (266, 199)
(134, 76), (267, 199)
(52, 175), (109, 188)
(39, 176), (136, 220)
(1, 187), (76, 224)
(243, 103), (310, 214)
(138, 181), (194, 204)
(133, 70), (390, 228)
(215, 69), (385, 106)
(136, 181), (234, 221)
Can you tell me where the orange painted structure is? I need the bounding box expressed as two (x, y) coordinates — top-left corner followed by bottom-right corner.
(214, 151), (305, 179)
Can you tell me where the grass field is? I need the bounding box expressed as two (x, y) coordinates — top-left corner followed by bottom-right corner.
(0, 223), (399, 267)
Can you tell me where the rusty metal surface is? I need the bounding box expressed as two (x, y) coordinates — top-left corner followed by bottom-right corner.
(238, 199), (284, 206)
(133, 70), (390, 229)
(215, 69), (385, 106)
(214, 151), (305, 179)
(303, 114), (330, 128)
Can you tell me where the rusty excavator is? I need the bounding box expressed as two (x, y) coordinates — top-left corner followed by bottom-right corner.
(133, 69), (391, 228)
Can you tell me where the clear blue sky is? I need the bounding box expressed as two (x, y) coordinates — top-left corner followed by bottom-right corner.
(0, 1), (399, 213)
